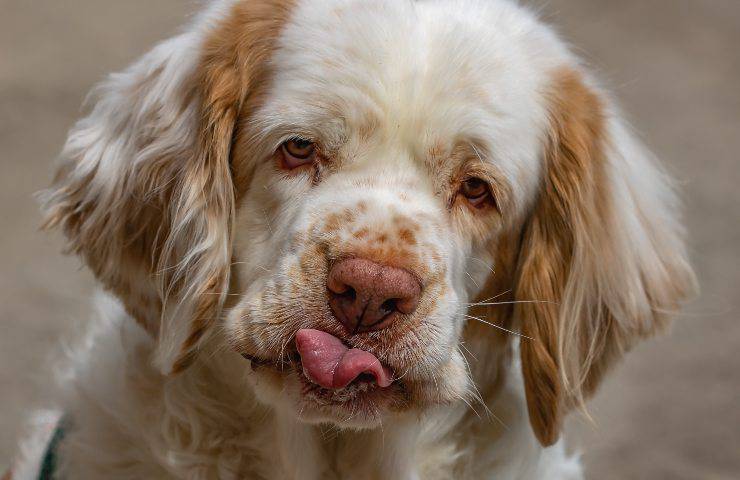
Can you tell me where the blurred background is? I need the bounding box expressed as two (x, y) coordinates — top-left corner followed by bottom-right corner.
(1, 1), (738, 478)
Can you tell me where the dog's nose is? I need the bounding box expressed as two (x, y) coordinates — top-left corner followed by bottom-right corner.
(327, 258), (421, 334)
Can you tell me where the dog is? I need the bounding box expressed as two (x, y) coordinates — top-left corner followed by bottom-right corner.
(10, 0), (696, 478)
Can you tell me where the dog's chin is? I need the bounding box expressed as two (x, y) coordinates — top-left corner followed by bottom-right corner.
(244, 359), (408, 429)
(293, 372), (405, 429)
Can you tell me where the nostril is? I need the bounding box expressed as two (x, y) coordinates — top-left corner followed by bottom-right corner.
(327, 273), (354, 297)
(379, 298), (399, 315)
(340, 286), (357, 301)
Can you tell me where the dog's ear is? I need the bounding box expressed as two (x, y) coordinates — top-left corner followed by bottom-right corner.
(515, 68), (696, 446)
(41, 2), (291, 374)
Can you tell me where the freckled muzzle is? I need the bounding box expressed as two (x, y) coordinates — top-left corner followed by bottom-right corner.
(231, 191), (460, 419)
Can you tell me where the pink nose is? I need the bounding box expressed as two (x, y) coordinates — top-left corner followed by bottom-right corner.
(327, 258), (421, 334)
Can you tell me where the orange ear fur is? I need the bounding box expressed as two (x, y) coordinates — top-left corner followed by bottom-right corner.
(517, 68), (696, 446)
(41, 0), (295, 374)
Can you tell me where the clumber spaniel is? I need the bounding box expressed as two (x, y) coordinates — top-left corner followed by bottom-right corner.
(11, 0), (695, 478)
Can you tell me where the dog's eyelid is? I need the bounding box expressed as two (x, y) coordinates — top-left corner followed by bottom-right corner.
(283, 138), (315, 158)
(278, 137), (319, 170)
(459, 176), (496, 210)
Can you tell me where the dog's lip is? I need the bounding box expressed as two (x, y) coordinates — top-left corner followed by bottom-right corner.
(240, 352), (295, 369)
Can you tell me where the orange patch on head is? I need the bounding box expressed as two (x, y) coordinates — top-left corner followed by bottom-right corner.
(320, 207), (360, 236)
(172, 0), (298, 372)
(212, 0), (298, 198)
(428, 140), (446, 161)
(392, 214), (421, 231)
(397, 227), (417, 246)
(322, 212), (343, 234)
(342, 209), (356, 224)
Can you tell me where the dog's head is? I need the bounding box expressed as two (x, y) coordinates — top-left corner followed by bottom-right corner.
(43, 0), (695, 445)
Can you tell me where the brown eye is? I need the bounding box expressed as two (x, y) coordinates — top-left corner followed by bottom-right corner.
(460, 177), (494, 209)
(280, 138), (316, 169)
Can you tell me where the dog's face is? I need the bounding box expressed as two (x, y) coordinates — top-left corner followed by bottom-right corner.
(224, 0), (548, 427)
(43, 0), (695, 445)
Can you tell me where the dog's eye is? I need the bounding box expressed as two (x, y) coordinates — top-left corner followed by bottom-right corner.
(280, 138), (316, 169)
(460, 177), (494, 209)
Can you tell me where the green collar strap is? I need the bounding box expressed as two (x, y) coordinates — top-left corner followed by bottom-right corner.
(38, 417), (67, 480)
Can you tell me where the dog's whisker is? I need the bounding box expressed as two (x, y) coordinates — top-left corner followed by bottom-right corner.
(467, 289), (512, 307)
(467, 299), (559, 307)
(467, 256), (496, 275)
(464, 270), (481, 289)
(459, 342), (478, 362)
(464, 314), (533, 340)
(202, 292), (246, 297)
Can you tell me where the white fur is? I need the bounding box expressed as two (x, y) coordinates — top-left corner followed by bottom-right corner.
(14, 292), (581, 479)
(13, 0), (693, 478)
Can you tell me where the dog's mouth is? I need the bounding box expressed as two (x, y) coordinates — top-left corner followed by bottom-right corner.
(241, 328), (397, 405)
(295, 329), (394, 389)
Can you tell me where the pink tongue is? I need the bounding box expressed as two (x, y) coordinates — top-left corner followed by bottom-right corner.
(295, 329), (393, 390)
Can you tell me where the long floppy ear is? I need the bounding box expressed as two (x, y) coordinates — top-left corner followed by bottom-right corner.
(516, 68), (697, 446)
(41, 2), (291, 374)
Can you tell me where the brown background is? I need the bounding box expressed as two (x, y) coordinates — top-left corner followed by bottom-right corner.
(1, 1), (738, 478)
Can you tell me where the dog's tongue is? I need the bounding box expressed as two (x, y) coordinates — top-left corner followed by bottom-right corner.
(295, 329), (392, 389)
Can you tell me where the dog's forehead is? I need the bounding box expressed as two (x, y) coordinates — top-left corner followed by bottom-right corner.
(263, 0), (551, 161)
